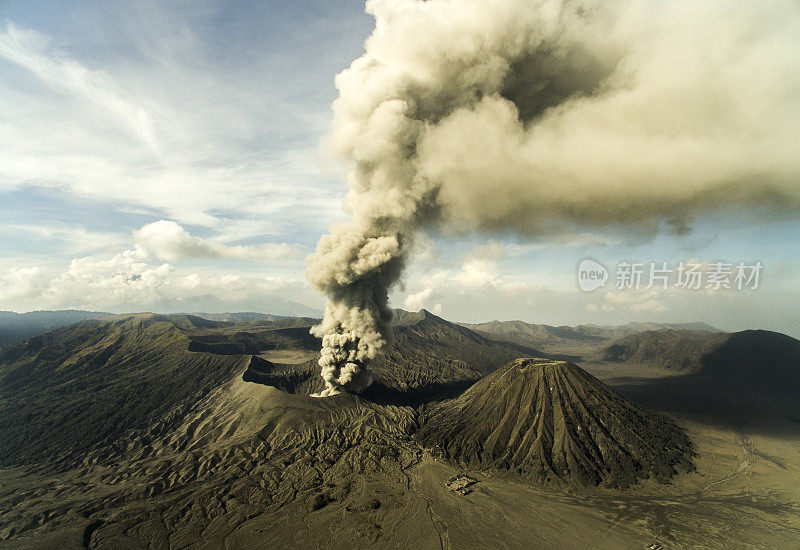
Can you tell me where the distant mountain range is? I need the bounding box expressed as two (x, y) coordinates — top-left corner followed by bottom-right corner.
(600, 328), (800, 412)
(600, 329), (730, 370)
(189, 312), (317, 323)
(0, 308), (720, 351)
(462, 319), (722, 355)
(0, 307), (322, 349)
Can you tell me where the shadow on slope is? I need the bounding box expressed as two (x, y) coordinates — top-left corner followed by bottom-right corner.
(605, 330), (800, 431)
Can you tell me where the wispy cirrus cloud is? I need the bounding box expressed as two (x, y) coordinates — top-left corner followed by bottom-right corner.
(0, 222), (128, 254)
(0, 14), (352, 234)
(0, 23), (158, 150)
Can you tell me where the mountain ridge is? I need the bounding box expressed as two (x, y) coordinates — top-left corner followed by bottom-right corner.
(0, 309), (112, 348)
(462, 318), (724, 354)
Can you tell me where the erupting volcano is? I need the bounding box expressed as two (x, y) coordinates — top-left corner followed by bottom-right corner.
(306, 0), (800, 394)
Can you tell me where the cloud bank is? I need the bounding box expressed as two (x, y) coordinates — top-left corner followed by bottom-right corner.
(133, 220), (298, 262)
(0, 247), (314, 315)
(0, 221), (311, 315)
(307, 0), (800, 395)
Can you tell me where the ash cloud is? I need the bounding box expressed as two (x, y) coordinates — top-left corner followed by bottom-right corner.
(307, 0), (800, 395)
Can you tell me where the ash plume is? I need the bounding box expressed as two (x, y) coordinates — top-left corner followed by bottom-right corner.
(307, 0), (800, 395)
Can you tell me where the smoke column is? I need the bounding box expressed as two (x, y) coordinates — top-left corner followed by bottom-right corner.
(307, 0), (800, 395)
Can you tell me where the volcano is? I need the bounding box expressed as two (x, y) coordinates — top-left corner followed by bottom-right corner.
(418, 358), (695, 488)
(3, 317), (799, 548)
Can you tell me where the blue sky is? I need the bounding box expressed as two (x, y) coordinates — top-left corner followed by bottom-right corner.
(0, 1), (798, 336)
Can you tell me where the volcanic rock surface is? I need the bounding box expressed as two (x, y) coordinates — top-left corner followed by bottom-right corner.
(418, 358), (695, 488)
(1, 315), (799, 549)
(0, 314), (249, 466)
(243, 309), (541, 402)
(601, 329), (730, 371)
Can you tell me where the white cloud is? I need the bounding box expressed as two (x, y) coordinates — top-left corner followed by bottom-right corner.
(0, 222), (315, 314)
(398, 243), (545, 315)
(0, 223), (127, 254)
(595, 290), (667, 313)
(455, 258), (502, 288)
(0, 247), (315, 314)
(403, 287), (442, 313)
(0, 23), (158, 150)
(0, 22), (346, 233)
(132, 220), (298, 262)
(0, 267), (50, 302)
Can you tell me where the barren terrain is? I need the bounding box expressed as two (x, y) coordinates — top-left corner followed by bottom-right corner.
(0, 312), (798, 549)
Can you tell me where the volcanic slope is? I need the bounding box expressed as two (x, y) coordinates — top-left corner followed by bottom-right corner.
(0, 314), (250, 466)
(602, 328), (800, 380)
(372, 310), (540, 400)
(242, 309), (542, 402)
(600, 329), (728, 371)
(599, 329), (800, 416)
(0, 309), (111, 348)
(418, 358), (695, 488)
(0, 310), (537, 467)
(693, 330), (800, 390)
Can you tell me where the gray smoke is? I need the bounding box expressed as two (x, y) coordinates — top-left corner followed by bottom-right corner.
(307, 0), (800, 395)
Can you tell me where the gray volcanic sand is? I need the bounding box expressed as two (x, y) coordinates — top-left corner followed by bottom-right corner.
(259, 349), (318, 364)
(2, 361), (800, 549)
(2, 316), (800, 549)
